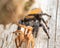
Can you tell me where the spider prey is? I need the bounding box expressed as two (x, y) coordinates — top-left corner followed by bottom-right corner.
(19, 8), (51, 39)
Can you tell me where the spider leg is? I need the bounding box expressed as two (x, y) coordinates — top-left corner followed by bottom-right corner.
(33, 26), (39, 38)
(40, 13), (51, 17)
(35, 27), (39, 38)
(32, 20), (39, 38)
(15, 37), (20, 48)
(40, 24), (50, 39)
(41, 18), (49, 29)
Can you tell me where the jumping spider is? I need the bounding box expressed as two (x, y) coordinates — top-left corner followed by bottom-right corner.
(18, 8), (51, 39)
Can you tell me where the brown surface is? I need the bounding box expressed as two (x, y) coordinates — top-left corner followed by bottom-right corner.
(0, 0), (34, 26)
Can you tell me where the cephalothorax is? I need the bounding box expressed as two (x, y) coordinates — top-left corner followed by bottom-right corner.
(19, 8), (51, 39)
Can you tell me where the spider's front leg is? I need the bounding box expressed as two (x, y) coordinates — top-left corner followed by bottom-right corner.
(41, 13), (51, 18)
(41, 13), (51, 24)
(40, 24), (50, 39)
